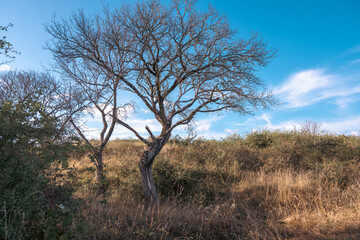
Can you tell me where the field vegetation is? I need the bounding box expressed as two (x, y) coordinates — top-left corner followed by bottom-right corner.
(3, 128), (359, 239)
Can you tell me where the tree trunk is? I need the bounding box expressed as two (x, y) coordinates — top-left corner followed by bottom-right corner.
(94, 152), (106, 194)
(139, 150), (159, 204)
(95, 162), (104, 184)
(139, 135), (170, 205)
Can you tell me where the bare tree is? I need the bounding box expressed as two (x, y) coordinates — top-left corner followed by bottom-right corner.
(0, 70), (60, 115)
(45, 13), (131, 185)
(301, 120), (327, 135)
(46, 0), (276, 204)
(52, 54), (133, 186)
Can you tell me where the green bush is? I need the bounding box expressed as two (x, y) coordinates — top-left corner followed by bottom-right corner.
(242, 130), (360, 181)
(245, 130), (273, 149)
(0, 95), (75, 239)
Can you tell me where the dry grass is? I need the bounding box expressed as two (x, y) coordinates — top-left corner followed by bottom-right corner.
(233, 170), (360, 239)
(57, 133), (360, 239)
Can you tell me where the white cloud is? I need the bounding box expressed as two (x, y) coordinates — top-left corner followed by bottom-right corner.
(246, 113), (360, 136)
(335, 96), (360, 109)
(275, 68), (360, 108)
(261, 113), (271, 126)
(225, 128), (237, 134)
(232, 114), (299, 135)
(167, 115), (226, 139)
(108, 117), (162, 139)
(275, 69), (332, 95)
(350, 131), (360, 136)
(322, 116), (360, 135)
(0, 64), (11, 72)
(274, 69), (335, 108)
(259, 113), (301, 131)
(140, 108), (151, 114)
(197, 131), (228, 139)
(80, 104), (228, 140)
(194, 115), (223, 132)
(82, 114), (162, 140)
(196, 121), (211, 132)
(78, 103), (164, 140)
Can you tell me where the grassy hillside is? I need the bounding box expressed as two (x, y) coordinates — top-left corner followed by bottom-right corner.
(45, 130), (359, 240)
(5, 130), (360, 239)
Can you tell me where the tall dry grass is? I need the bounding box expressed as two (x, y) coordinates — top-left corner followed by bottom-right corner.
(58, 131), (360, 239)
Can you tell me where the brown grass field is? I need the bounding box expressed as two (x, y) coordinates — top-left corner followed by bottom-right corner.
(49, 130), (360, 239)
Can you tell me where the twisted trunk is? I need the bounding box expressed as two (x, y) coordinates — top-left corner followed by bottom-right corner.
(139, 134), (170, 205)
(139, 150), (158, 203)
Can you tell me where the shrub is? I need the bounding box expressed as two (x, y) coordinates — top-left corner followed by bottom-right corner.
(246, 130), (273, 149)
(0, 95), (75, 239)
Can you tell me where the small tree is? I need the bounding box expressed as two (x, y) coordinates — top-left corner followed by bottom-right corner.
(301, 120), (327, 135)
(52, 58), (131, 186)
(45, 25), (133, 185)
(0, 71), (74, 238)
(46, 0), (276, 204)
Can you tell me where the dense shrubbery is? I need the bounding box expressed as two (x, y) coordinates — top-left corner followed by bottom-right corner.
(0, 94), (76, 239)
(245, 130), (360, 176)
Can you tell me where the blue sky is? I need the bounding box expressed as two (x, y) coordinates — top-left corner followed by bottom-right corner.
(1, 0), (360, 139)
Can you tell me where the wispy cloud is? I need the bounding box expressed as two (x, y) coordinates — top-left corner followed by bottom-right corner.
(79, 103), (228, 140)
(335, 96), (360, 109)
(82, 115), (162, 140)
(84, 114), (226, 140)
(259, 113), (301, 131)
(344, 44), (360, 55)
(275, 68), (360, 108)
(348, 58), (360, 66)
(79, 104), (162, 140)
(234, 114), (300, 133)
(322, 116), (360, 135)
(274, 69), (334, 108)
(244, 113), (360, 136)
(193, 115), (224, 134)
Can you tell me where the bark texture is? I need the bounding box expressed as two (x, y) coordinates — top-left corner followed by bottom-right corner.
(95, 160), (104, 184)
(139, 136), (170, 205)
(94, 152), (106, 194)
